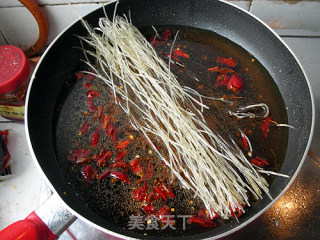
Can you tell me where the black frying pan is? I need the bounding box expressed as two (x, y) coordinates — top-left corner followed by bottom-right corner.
(24, 0), (313, 239)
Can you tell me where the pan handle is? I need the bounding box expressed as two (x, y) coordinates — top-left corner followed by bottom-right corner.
(0, 194), (76, 240)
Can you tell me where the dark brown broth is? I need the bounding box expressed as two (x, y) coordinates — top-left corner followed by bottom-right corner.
(54, 26), (288, 237)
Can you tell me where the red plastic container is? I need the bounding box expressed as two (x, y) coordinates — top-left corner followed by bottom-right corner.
(0, 45), (31, 120)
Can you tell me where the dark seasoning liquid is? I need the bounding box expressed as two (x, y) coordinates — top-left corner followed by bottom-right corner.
(54, 25), (288, 237)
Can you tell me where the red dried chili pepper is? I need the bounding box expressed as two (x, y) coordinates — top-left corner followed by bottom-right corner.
(85, 72), (95, 81)
(154, 193), (160, 200)
(75, 149), (90, 164)
(110, 171), (131, 184)
(187, 216), (217, 227)
(142, 204), (156, 215)
(208, 66), (235, 74)
(229, 203), (245, 219)
(114, 140), (130, 150)
(159, 182), (175, 198)
(102, 150), (113, 160)
(91, 127), (99, 147)
(188, 208), (219, 228)
(102, 116), (112, 130)
(97, 106), (104, 122)
(164, 52), (179, 62)
(97, 151), (113, 166)
(261, 116), (271, 138)
(80, 111), (94, 116)
(83, 82), (92, 89)
(227, 73), (243, 93)
(107, 123), (115, 137)
(97, 147), (106, 159)
(155, 186), (167, 201)
(216, 56), (237, 68)
(251, 157), (270, 167)
(197, 208), (219, 221)
(157, 205), (174, 224)
(129, 157), (143, 174)
(75, 72), (85, 80)
(81, 165), (93, 186)
(110, 160), (129, 169)
(79, 120), (90, 136)
(173, 49), (190, 59)
(216, 74), (229, 86)
(115, 150), (126, 162)
(98, 170), (110, 180)
(162, 29), (172, 42)
(87, 90), (100, 99)
(150, 37), (163, 47)
(87, 99), (98, 112)
(145, 191), (155, 203)
(240, 132), (249, 151)
(68, 148), (90, 164)
(133, 181), (148, 201)
(208, 66), (220, 72)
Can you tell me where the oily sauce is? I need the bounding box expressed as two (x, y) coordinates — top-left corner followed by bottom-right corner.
(54, 26), (288, 237)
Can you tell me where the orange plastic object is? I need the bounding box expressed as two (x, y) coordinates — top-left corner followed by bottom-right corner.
(18, 0), (49, 57)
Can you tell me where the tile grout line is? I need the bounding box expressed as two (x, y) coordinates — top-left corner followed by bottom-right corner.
(38, 2), (110, 7)
(280, 35), (320, 39)
(0, 29), (9, 45)
(248, 0), (253, 12)
(0, 2), (111, 8)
